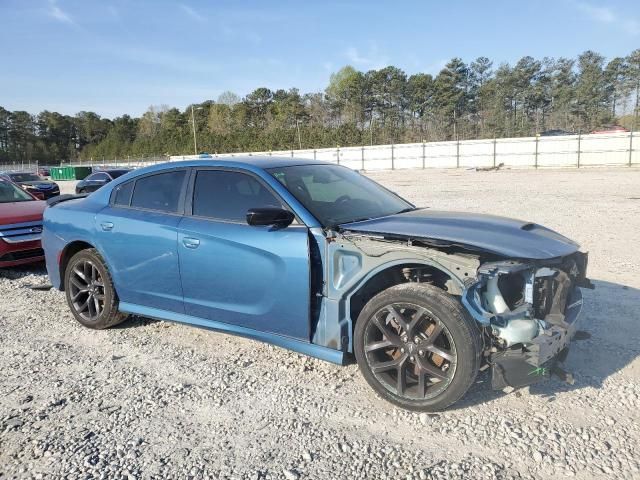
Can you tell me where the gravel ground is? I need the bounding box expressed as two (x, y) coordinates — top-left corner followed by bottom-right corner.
(1, 167), (639, 480)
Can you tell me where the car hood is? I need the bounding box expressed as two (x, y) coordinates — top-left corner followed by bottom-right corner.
(339, 209), (580, 260)
(0, 200), (46, 225)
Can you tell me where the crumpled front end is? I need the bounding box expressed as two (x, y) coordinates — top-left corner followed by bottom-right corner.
(462, 252), (593, 390)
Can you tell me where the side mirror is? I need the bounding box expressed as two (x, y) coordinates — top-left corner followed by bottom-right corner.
(246, 208), (294, 228)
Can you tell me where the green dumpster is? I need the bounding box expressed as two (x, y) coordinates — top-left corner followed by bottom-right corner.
(64, 166), (74, 180)
(50, 167), (66, 180)
(71, 166), (92, 180)
(50, 165), (92, 180)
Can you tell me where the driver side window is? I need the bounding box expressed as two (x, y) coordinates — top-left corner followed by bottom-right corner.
(192, 170), (284, 222)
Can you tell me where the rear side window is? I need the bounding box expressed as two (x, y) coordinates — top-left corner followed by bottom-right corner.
(113, 181), (134, 206)
(192, 170), (283, 221)
(130, 170), (186, 213)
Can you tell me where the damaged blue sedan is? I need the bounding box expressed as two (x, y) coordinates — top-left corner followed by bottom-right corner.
(42, 158), (592, 411)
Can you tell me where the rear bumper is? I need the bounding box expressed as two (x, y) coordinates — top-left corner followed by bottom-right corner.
(491, 287), (584, 390)
(42, 227), (65, 289)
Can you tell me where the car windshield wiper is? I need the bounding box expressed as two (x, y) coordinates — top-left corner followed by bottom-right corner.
(339, 208), (417, 225)
(395, 207), (417, 214)
(345, 216), (373, 224)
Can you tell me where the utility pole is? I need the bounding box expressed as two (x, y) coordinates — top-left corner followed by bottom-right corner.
(296, 119), (302, 150)
(370, 118), (375, 146)
(191, 105), (198, 155)
(453, 109), (457, 141)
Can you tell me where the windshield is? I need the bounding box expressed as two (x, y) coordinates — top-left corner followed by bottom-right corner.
(268, 164), (413, 227)
(0, 181), (34, 203)
(9, 173), (42, 182)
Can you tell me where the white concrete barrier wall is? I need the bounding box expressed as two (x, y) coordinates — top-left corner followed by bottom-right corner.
(170, 131), (638, 170)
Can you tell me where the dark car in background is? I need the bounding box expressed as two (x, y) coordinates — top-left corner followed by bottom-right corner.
(0, 177), (46, 267)
(75, 169), (132, 194)
(0, 172), (60, 199)
(540, 129), (575, 137)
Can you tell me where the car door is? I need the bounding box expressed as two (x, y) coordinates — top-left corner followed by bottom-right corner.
(177, 168), (310, 340)
(94, 168), (188, 314)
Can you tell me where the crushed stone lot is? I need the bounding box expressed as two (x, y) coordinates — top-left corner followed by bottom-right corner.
(1, 167), (640, 480)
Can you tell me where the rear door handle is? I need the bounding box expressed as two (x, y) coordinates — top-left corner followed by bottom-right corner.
(100, 222), (114, 231)
(182, 237), (200, 249)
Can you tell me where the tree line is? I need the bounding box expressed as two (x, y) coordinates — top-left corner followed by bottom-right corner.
(1, 49), (639, 165)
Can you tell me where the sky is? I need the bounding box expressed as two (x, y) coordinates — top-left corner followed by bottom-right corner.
(1, 0), (639, 119)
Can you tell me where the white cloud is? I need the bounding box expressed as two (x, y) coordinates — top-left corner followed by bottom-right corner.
(47, 0), (73, 24)
(179, 4), (206, 23)
(99, 44), (220, 75)
(424, 59), (448, 76)
(345, 47), (368, 65)
(577, 3), (615, 23)
(344, 44), (389, 70)
(574, 1), (638, 36)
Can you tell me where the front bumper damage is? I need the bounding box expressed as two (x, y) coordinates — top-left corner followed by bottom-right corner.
(462, 255), (592, 390)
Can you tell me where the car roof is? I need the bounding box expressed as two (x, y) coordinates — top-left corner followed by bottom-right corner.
(94, 169), (131, 174)
(165, 156), (334, 170)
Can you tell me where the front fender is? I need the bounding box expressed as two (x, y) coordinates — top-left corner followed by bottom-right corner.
(314, 236), (478, 353)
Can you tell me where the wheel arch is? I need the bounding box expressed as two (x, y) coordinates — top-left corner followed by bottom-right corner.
(59, 240), (96, 291)
(346, 259), (464, 334)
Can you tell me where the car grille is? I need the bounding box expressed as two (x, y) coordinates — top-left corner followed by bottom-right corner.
(0, 221), (43, 244)
(0, 248), (44, 262)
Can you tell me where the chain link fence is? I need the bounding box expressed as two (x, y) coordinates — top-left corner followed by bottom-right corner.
(0, 156), (169, 175)
(1, 132), (637, 175)
(172, 131), (638, 171)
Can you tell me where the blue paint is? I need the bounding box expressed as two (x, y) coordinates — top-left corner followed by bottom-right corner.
(119, 302), (346, 365)
(178, 217), (310, 340)
(42, 157), (585, 364)
(341, 209), (580, 259)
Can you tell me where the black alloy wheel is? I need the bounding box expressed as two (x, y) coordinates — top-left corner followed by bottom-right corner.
(64, 248), (126, 329)
(363, 302), (457, 400)
(68, 259), (105, 321)
(355, 283), (481, 411)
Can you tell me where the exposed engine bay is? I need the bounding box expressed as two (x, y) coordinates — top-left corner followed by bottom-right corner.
(460, 252), (592, 389)
(337, 232), (593, 391)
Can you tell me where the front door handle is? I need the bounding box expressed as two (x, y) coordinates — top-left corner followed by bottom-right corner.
(182, 237), (200, 249)
(100, 222), (114, 231)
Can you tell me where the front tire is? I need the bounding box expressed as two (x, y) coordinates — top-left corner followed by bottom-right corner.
(354, 283), (482, 411)
(64, 248), (126, 329)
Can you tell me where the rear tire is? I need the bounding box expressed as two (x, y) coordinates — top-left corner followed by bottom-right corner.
(64, 248), (126, 329)
(354, 283), (482, 411)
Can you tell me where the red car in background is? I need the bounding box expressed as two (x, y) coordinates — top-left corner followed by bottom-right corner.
(591, 125), (629, 134)
(0, 178), (46, 267)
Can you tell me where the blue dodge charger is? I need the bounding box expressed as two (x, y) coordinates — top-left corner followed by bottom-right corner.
(43, 158), (592, 410)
